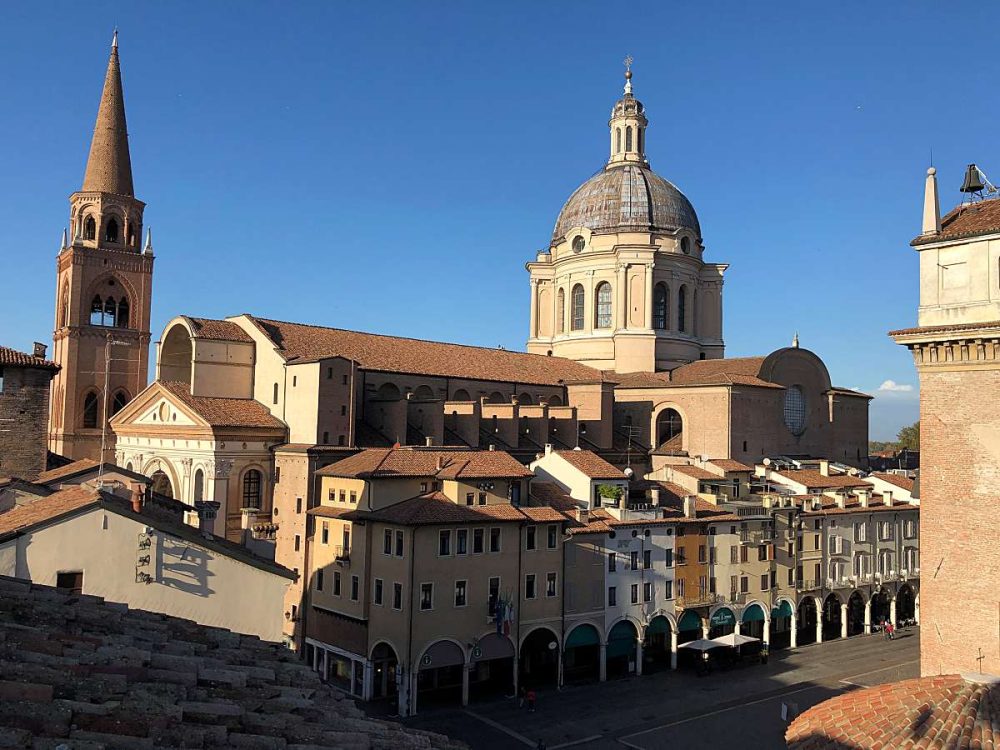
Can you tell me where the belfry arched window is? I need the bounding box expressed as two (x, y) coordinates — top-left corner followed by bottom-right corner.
(595, 282), (612, 329)
(616, 128), (622, 154)
(570, 284), (585, 331)
(637, 127), (643, 154)
(84, 217), (96, 241)
(117, 298), (129, 328)
(626, 126), (633, 152)
(678, 285), (688, 333)
(110, 391), (129, 416)
(103, 297), (117, 328)
(105, 218), (119, 243)
(653, 283), (668, 330)
(242, 470), (263, 510)
(90, 296), (104, 326)
(556, 288), (565, 333)
(59, 283), (69, 328)
(82, 391), (100, 429)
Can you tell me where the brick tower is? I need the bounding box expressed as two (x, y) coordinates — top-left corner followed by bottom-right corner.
(49, 33), (154, 462)
(891, 166), (1000, 678)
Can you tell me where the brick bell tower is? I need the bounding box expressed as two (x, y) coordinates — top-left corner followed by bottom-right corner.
(49, 32), (154, 462)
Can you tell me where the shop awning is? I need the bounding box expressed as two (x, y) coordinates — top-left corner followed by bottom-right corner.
(565, 624), (600, 649)
(742, 604), (766, 622)
(710, 608), (736, 628)
(646, 616), (671, 636)
(678, 610), (702, 632)
(772, 601), (793, 619)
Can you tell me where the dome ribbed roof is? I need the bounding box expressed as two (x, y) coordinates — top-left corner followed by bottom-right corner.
(553, 164), (699, 241)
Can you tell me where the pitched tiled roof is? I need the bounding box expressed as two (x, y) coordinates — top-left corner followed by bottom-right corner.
(772, 469), (869, 490)
(889, 318), (1000, 337)
(611, 371), (673, 388)
(786, 675), (999, 750)
(244, 316), (602, 386)
(160, 382), (286, 430)
(0, 486), (98, 538)
(670, 464), (718, 480)
(316, 448), (531, 480)
(33, 458), (100, 484)
(912, 197), (1000, 245)
(185, 317), (254, 343)
(613, 358), (782, 390)
(342, 493), (534, 526)
(555, 450), (626, 479)
(800, 494), (913, 516)
(707, 459), (753, 473)
(0, 345), (59, 370)
(529, 481), (578, 511)
(870, 472), (915, 493)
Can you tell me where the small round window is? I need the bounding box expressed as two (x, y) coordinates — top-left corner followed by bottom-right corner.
(572, 235), (585, 253)
(680, 236), (690, 254)
(783, 385), (806, 435)
(158, 403), (170, 422)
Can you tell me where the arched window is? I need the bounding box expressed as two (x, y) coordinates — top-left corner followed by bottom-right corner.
(656, 408), (684, 450)
(105, 218), (119, 243)
(110, 391), (128, 416)
(242, 470), (263, 510)
(637, 127), (643, 154)
(626, 126), (633, 152)
(127, 225), (136, 247)
(272, 383), (279, 404)
(82, 391), (100, 429)
(595, 282), (612, 329)
(556, 288), (565, 334)
(193, 469), (204, 503)
(452, 389), (471, 402)
(487, 391), (505, 404)
(90, 296), (104, 326)
(547, 394), (562, 407)
(680, 236), (691, 254)
(615, 128), (622, 153)
(783, 385), (807, 435)
(517, 393), (533, 405)
(117, 298), (130, 328)
(678, 285), (687, 333)
(59, 283), (69, 328)
(570, 284), (585, 331)
(84, 216), (96, 240)
(125, 462), (133, 472)
(103, 297), (117, 328)
(653, 283), (668, 330)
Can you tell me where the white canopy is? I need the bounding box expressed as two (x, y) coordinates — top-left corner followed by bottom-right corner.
(711, 632), (760, 647)
(678, 639), (724, 652)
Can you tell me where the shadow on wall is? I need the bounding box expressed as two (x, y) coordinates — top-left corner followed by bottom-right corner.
(157, 535), (214, 597)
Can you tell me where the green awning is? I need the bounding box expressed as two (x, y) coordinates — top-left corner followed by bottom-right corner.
(772, 601), (793, 619)
(742, 604), (766, 622)
(710, 608), (736, 628)
(678, 610), (702, 631)
(565, 624), (600, 649)
(606, 622), (637, 659)
(646, 616), (671, 635)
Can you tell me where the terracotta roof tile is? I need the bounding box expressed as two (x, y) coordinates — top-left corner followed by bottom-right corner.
(33, 458), (100, 484)
(245, 316), (602, 386)
(316, 448), (531, 480)
(305, 506), (353, 519)
(184, 317), (254, 343)
(0, 486), (98, 538)
(786, 675), (1000, 749)
(160, 382), (286, 430)
(0, 345), (59, 370)
(772, 469), (869, 490)
(614, 358), (782, 390)
(670, 464), (718, 480)
(801, 495), (913, 516)
(343, 493), (528, 526)
(889, 318), (1000, 336)
(912, 197), (1000, 245)
(870, 472), (915, 493)
(707, 459), (754, 472)
(529, 481), (578, 511)
(555, 450), (626, 480)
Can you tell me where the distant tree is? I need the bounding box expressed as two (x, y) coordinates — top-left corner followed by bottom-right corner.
(896, 422), (919, 451)
(868, 440), (898, 454)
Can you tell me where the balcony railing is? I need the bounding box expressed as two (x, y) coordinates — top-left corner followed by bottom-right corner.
(795, 579), (820, 591)
(677, 592), (725, 608)
(334, 545), (350, 564)
(739, 529), (774, 545)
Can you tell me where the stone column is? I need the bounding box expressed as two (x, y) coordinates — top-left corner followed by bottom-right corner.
(670, 630), (678, 670)
(409, 671), (418, 716)
(840, 603), (848, 640)
(586, 271), (596, 334)
(915, 593), (920, 624)
(635, 640), (643, 676)
(644, 263), (654, 330)
(363, 661), (374, 701)
(815, 611), (823, 644)
(557, 646), (564, 689)
(763, 618), (771, 647)
(616, 263), (628, 330)
(322, 649), (329, 681)
(734, 619), (742, 636)
(890, 597), (897, 626)
(790, 613), (798, 648)
(864, 599), (872, 634)
(461, 663), (470, 706)
(701, 619), (709, 640)
(529, 279), (538, 339)
(599, 644), (607, 682)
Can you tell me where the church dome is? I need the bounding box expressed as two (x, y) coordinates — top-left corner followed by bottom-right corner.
(552, 164), (700, 241)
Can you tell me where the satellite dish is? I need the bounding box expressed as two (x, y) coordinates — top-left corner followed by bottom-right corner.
(763, 458), (772, 466)
(624, 467), (634, 478)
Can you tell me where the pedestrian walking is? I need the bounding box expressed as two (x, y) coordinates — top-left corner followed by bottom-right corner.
(887, 621), (894, 640)
(518, 686), (526, 709)
(527, 688), (536, 713)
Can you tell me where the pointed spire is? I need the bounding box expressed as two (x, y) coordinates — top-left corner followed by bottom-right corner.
(60, 228), (68, 250)
(82, 32), (134, 196)
(623, 55), (633, 95)
(922, 167), (941, 235)
(143, 227), (153, 254)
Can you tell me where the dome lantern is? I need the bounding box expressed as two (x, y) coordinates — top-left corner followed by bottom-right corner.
(608, 56), (648, 168)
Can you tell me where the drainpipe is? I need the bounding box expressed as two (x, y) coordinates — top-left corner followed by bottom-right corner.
(405, 526), (416, 716)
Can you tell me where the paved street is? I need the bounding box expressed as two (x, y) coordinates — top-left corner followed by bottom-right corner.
(393, 628), (919, 750)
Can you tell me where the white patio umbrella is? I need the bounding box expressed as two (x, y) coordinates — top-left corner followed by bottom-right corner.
(678, 639), (724, 652)
(711, 632), (760, 648)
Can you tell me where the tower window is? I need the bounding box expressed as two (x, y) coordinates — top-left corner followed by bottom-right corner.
(90, 296), (104, 326)
(570, 284), (585, 331)
(105, 218), (119, 243)
(653, 283), (668, 329)
(638, 127), (643, 154)
(84, 217), (96, 241)
(678, 285), (687, 333)
(273, 383), (279, 404)
(626, 126), (633, 152)
(117, 298), (130, 328)
(595, 282), (612, 329)
(681, 236), (691, 254)
(82, 391), (100, 429)
(616, 127), (622, 154)
(103, 297), (117, 327)
(111, 391), (129, 416)
(556, 288), (565, 334)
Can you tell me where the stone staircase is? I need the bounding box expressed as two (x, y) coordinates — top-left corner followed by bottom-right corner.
(0, 576), (465, 749)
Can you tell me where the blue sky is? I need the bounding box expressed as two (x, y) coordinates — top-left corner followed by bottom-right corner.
(4, 2), (995, 441)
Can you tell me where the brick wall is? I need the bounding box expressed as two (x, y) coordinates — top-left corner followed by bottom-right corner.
(0, 366), (53, 479)
(919, 367), (1000, 677)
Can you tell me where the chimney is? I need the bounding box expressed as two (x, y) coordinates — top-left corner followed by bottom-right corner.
(129, 483), (144, 513)
(488, 444), (496, 452)
(818, 460), (830, 477)
(575, 507), (589, 525)
(544, 443), (553, 455)
(858, 488), (870, 508)
(883, 490), (893, 507)
(425, 436), (434, 447)
(922, 167), (941, 235)
(32, 342), (47, 359)
(195, 501), (220, 534)
(436, 455), (445, 470)
(834, 491), (846, 509)
(650, 487), (660, 506)
(683, 495), (695, 519)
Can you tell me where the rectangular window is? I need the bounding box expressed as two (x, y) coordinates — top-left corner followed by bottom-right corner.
(662, 579), (673, 600)
(349, 491), (357, 504)
(342, 527), (350, 552)
(333, 571), (341, 596)
(643, 549), (652, 569)
(340, 405), (347, 416)
(698, 545), (706, 563)
(439, 530), (452, 556)
(709, 577), (717, 594)
(630, 583), (639, 604)
(664, 548), (673, 567)
(393, 582), (402, 610)
(316, 568), (324, 592)
(294, 534), (301, 552)
(321, 522), (329, 544)
(478, 492), (487, 506)
(456, 529), (468, 555)
(608, 552), (617, 572)
(740, 576), (749, 594)
(339, 490), (346, 503)
(56, 571), (83, 595)
(813, 534), (820, 551)
(740, 546), (749, 563)
(630, 551), (639, 570)
(489, 528), (501, 552)
(466, 492), (474, 506)
(296, 497), (303, 514)
(351, 575), (359, 601)
(608, 586), (617, 606)
(758, 544), (768, 562)
(374, 578), (383, 605)
(420, 583), (433, 611)
(394, 529), (405, 557)
(488, 577), (500, 616)
(643, 581), (652, 602)
(383, 529), (392, 555)
(546, 572), (557, 597)
(761, 574), (769, 591)
(677, 579), (685, 598)
(525, 574), (536, 599)
(676, 547), (687, 566)
(454, 580), (467, 607)
(547, 525), (557, 549)
(473, 528), (485, 554)
(526, 526), (537, 550)
(770, 570), (777, 590)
